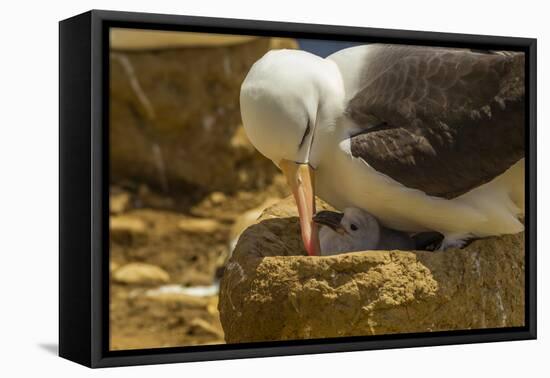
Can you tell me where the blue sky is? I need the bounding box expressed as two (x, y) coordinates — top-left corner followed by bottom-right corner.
(298, 39), (363, 58)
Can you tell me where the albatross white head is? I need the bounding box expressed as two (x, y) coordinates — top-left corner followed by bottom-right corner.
(240, 49), (345, 256)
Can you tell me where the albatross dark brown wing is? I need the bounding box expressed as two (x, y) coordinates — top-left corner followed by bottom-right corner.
(347, 45), (525, 199)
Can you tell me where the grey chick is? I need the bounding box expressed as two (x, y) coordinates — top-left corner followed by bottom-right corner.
(314, 208), (433, 256)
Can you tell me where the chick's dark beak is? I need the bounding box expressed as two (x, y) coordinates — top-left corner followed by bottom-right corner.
(313, 211), (346, 234)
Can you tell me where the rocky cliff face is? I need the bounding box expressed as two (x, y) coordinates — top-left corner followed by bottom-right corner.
(108, 35), (297, 349)
(110, 37), (297, 193)
(218, 197), (525, 343)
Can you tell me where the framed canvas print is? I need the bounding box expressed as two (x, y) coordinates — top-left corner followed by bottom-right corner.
(59, 10), (537, 368)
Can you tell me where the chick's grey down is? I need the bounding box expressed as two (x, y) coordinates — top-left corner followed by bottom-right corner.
(314, 208), (415, 256)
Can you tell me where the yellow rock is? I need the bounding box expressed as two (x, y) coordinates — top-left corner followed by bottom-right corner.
(110, 29), (257, 50)
(219, 196), (525, 343)
(113, 262), (170, 285)
(229, 197), (280, 251)
(110, 215), (146, 233)
(178, 218), (221, 233)
(109, 191), (131, 214)
(209, 192), (227, 205)
(189, 317), (224, 338)
(109, 261), (120, 273)
(110, 215), (148, 245)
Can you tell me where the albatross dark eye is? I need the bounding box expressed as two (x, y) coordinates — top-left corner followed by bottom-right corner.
(350, 224), (358, 231)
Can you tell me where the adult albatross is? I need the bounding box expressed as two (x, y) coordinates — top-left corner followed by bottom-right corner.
(240, 44), (525, 256)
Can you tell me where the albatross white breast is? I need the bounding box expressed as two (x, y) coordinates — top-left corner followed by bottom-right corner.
(240, 44), (525, 255)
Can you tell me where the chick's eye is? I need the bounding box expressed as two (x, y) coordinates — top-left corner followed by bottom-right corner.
(350, 224), (358, 231)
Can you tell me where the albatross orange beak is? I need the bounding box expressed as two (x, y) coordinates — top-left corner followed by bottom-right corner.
(279, 159), (321, 256)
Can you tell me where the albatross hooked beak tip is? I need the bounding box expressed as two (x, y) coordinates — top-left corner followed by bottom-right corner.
(279, 159), (321, 256)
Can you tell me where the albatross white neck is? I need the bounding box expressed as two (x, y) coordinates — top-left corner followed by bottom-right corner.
(240, 49), (346, 170)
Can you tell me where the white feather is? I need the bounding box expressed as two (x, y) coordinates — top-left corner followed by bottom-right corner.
(240, 47), (524, 242)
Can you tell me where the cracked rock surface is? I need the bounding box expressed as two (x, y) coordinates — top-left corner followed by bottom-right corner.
(218, 197), (525, 343)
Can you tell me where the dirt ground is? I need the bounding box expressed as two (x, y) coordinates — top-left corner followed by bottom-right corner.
(109, 176), (288, 350)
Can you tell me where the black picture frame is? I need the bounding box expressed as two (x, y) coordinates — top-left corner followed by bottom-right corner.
(59, 9), (537, 368)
